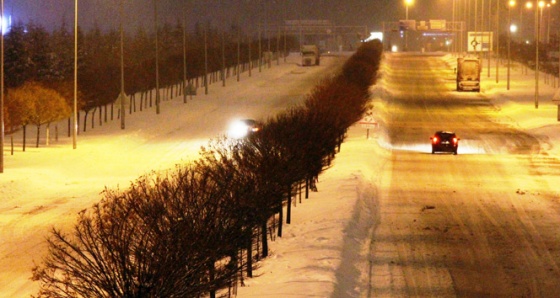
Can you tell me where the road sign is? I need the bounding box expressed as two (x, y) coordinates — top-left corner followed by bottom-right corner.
(429, 20), (446, 30)
(358, 115), (378, 129)
(467, 32), (493, 52)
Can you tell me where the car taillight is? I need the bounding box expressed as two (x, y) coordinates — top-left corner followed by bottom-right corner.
(453, 137), (458, 144)
(432, 137), (438, 144)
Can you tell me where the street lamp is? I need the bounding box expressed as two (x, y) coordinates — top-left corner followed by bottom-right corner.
(496, 0), (501, 84)
(405, 0), (413, 20)
(545, 2), (555, 44)
(535, 0), (545, 109)
(182, 2), (188, 103)
(525, 2), (533, 42)
(119, 0), (126, 129)
(527, 0), (539, 107)
(524, 1), (533, 75)
(508, 0), (516, 90)
(404, 0), (413, 51)
(73, 0), (78, 149)
(0, 0), (4, 173)
(154, 0), (161, 114)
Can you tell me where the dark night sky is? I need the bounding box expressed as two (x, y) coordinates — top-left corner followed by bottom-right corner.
(5, 0), (454, 34)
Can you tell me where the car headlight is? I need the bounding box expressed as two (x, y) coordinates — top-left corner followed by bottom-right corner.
(228, 120), (250, 139)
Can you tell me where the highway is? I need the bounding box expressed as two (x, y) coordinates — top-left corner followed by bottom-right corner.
(367, 53), (560, 297)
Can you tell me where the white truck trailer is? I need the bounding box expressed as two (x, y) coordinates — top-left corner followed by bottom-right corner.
(301, 45), (320, 66)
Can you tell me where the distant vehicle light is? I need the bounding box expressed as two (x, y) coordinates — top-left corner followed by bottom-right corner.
(228, 119), (261, 139)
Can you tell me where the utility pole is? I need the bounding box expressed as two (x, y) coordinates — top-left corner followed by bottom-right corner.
(1, 0), (5, 173)
(73, 0), (78, 149)
(120, 0), (126, 129)
(154, 0), (161, 114)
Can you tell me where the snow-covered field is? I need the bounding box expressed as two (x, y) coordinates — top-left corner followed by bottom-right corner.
(1, 52), (559, 297)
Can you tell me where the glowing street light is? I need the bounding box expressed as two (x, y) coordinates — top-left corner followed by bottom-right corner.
(510, 24), (518, 33)
(508, 0), (516, 90)
(405, 0), (414, 20)
(404, 0), (413, 51)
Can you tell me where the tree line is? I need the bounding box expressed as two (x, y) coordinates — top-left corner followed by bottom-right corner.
(31, 39), (384, 298)
(3, 21), (298, 149)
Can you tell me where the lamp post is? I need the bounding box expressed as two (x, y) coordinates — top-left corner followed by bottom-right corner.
(119, 0), (126, 129)
(519, 3), (524, 41)
(154, 0), (160, 114)
(0, 0), (4, 173)
(496, 0), (501, 84)
(405, 0), (413, 19)
(73, 0), (78, 149)
(546, 3), (551, 44)
(508, 0), (516, 90)
(526, 2), (533, 35)
(545, 1), (555, 44)
(524, 1), (533, 75)
(535, 0), (545, 109)
(182, 2), (188, 103)
(404, 0), (413, 51)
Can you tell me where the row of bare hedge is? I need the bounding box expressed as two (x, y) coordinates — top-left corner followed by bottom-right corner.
(31, 40), (383, 298)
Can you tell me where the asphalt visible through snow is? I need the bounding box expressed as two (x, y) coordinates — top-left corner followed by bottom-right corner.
(367, 53), (560, 297)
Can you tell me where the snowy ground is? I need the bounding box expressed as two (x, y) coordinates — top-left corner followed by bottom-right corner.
(1, 52), (559, 297)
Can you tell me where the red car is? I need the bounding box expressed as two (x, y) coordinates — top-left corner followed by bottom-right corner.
(431, 131), (459, 155)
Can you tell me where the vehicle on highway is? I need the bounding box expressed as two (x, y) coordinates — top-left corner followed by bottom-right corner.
(301, 45), (320, 66)
(430, 131), (459, 155)
(456, 56), (481, 92)
(228, 118), (262, 139)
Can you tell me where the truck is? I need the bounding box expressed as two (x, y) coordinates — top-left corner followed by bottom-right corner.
(456, 56), (481, 92)
(301, 45), (320, 66)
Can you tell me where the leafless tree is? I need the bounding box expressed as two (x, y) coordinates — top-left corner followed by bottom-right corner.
(32, 165), (246, 297)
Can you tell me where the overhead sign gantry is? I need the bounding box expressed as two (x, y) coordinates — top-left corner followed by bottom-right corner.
(262, 20), (369, 52)
(382, 20), (466, 52)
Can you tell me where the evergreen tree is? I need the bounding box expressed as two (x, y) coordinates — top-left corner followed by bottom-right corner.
(51, 19), (74, 81)
(25, 23), (54, 82)
(5, 22), (30, 88)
